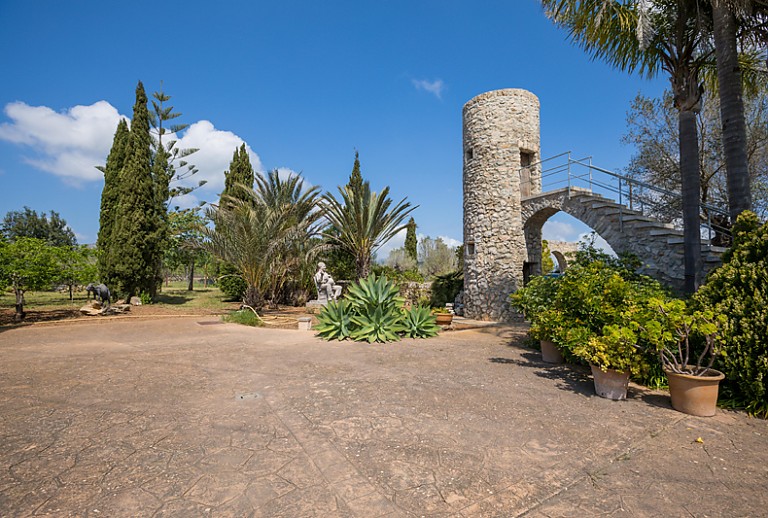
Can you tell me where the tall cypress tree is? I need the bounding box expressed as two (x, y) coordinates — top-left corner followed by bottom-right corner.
(349, 150), (363, 196)
(108, 81), (162, 299)
(220, 144), (254, 207)
(97, 119), (130, 287)
(405, 217), (418, 262)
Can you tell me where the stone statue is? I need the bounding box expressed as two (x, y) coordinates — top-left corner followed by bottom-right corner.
(313, 262), (342, 303)
(85, 283), (111, 307)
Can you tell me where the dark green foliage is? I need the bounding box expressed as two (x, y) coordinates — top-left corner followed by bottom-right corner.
(348, 150), (363, 196)
(429, 270), (463, 307)
(2, 206), (76, 247)
(217, 263), (248, 300)
(97, 119), (130, 287)
(108, 81), (164, 299)
(372, 265), (424, 284)
(695, 211), (768, 417)
(405, 217), (417, 262)
(220, 144), (254, 207)
(400, 306), (439, 339)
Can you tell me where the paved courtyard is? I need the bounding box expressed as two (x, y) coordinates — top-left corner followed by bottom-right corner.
(1, 317), (766, 517)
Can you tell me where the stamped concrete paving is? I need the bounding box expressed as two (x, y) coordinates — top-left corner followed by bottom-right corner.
(1, 317), (767, 517)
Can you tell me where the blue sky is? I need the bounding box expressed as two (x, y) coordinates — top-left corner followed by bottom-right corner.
(0, 0), (667, 256)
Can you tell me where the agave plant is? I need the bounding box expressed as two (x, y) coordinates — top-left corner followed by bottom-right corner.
(345, 273), (404, 313)
(315, 299), (353, 340)
(350, 305), (404, 343)
(400, 306), (439, 339)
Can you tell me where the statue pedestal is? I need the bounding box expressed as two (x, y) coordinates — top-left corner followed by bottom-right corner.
(305, 300), (327, 314)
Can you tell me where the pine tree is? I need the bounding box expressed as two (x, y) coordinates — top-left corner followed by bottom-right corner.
(220, 144), (254, 207)
(97, 119), (130, 287)
(405, 217), (417, 262)
(108, 81), (162, 299)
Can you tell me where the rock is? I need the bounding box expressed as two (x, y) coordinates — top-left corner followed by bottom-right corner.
(129, 296), (142, 306)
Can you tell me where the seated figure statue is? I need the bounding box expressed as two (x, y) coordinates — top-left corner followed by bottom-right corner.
(314, 262), (342, 303)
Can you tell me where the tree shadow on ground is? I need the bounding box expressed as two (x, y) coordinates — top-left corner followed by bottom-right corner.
(153, 294), (192, 305)
(490, 352), (596, 397)
(0, 309), (82, 331)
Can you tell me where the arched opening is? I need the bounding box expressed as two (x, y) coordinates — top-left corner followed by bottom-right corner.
(524, 211), (616, 282)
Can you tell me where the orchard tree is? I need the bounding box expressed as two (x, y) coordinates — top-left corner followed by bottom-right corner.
(418, 236), (457, 278)
(57, 245), (98, 301)
(0, 238), (60, 321)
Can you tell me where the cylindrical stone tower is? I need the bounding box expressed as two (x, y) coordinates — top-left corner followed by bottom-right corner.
(462, 89), (541, 321)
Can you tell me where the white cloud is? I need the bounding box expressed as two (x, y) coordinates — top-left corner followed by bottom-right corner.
(0, 101), (126, 184)
(0, 101), (263, 196)
(168, 120), (262, 195)
(437, 235), (462, 248)
(412, 78), (445, 99)
(542, 219), (580, 242)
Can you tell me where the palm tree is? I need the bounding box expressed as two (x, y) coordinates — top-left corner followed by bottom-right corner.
(203, 170), (322, 311)
(321, 181), (416, 280)
(543, 0), (711, 293)
(711, 0), (768, 222)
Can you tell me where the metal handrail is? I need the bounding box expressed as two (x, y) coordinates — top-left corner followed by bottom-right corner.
(519, 152), (732, 245)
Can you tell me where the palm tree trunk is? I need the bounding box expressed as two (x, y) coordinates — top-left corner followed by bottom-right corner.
(679, 109), (703, 293)
(712, 2), (752, 222)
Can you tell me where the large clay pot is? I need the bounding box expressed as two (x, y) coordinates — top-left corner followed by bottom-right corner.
(666, 368), (724, 417)
(435, 313), (453, 326)
(540, 340), (564, 364)
(590, 364), (630, 400)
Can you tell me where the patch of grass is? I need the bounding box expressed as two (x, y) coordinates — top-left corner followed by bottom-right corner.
(223, 309), (263, 327)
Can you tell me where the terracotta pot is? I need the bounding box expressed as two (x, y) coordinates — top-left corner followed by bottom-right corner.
(540, 339), (564, 364)
(590, 364), (630, 400)
(666, 368), (724, 417)
(435, 313), (453, 326)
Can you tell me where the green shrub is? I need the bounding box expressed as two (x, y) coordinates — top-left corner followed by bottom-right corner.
(223, 309), (263, 327)
(695, 211), (768, 417)
(218, 263), (247, 301)
(429, 270), (463, 307)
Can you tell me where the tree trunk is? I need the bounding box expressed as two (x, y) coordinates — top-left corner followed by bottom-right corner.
(679, 109), (703, 294)
(13, 287), (25, 322)
(712, 2), (752, 223)
(356, 255), (371, 280)
(244, 285), (263, 311)
(187, 261), (194, 291)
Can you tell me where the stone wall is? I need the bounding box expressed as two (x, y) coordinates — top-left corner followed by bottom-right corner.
(462, 89), (540, 321)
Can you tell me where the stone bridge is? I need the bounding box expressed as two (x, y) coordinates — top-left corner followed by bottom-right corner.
(522, 187), (725, 290)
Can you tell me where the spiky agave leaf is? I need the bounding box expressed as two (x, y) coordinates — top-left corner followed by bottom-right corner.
(349, 305), (404, 343)
(315, 299), (353, 340)
(346, 273), (404, 313)
(400, 305), (440, 339)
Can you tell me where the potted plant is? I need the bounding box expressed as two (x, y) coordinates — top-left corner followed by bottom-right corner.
(510, 274), (563, 363)
(638, 298), (726, 416)
(551, 262), (663, 400)
(431, 306), (453, 326)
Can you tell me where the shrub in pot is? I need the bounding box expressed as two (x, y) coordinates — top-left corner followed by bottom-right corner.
(509, 274), (564, 362)
(637, 298), (726, 416)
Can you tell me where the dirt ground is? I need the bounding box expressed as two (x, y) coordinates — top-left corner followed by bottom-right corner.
(0, 302), (310, 329)
(1, 317), (767, 517)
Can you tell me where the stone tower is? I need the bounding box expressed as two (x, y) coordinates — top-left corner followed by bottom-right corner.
(462, 89), (541, 321)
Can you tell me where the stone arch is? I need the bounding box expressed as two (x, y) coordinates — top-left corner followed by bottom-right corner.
(551, 250), (568, 273)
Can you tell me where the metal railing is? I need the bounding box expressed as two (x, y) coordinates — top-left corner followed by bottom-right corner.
(520, 152), (731, 246)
